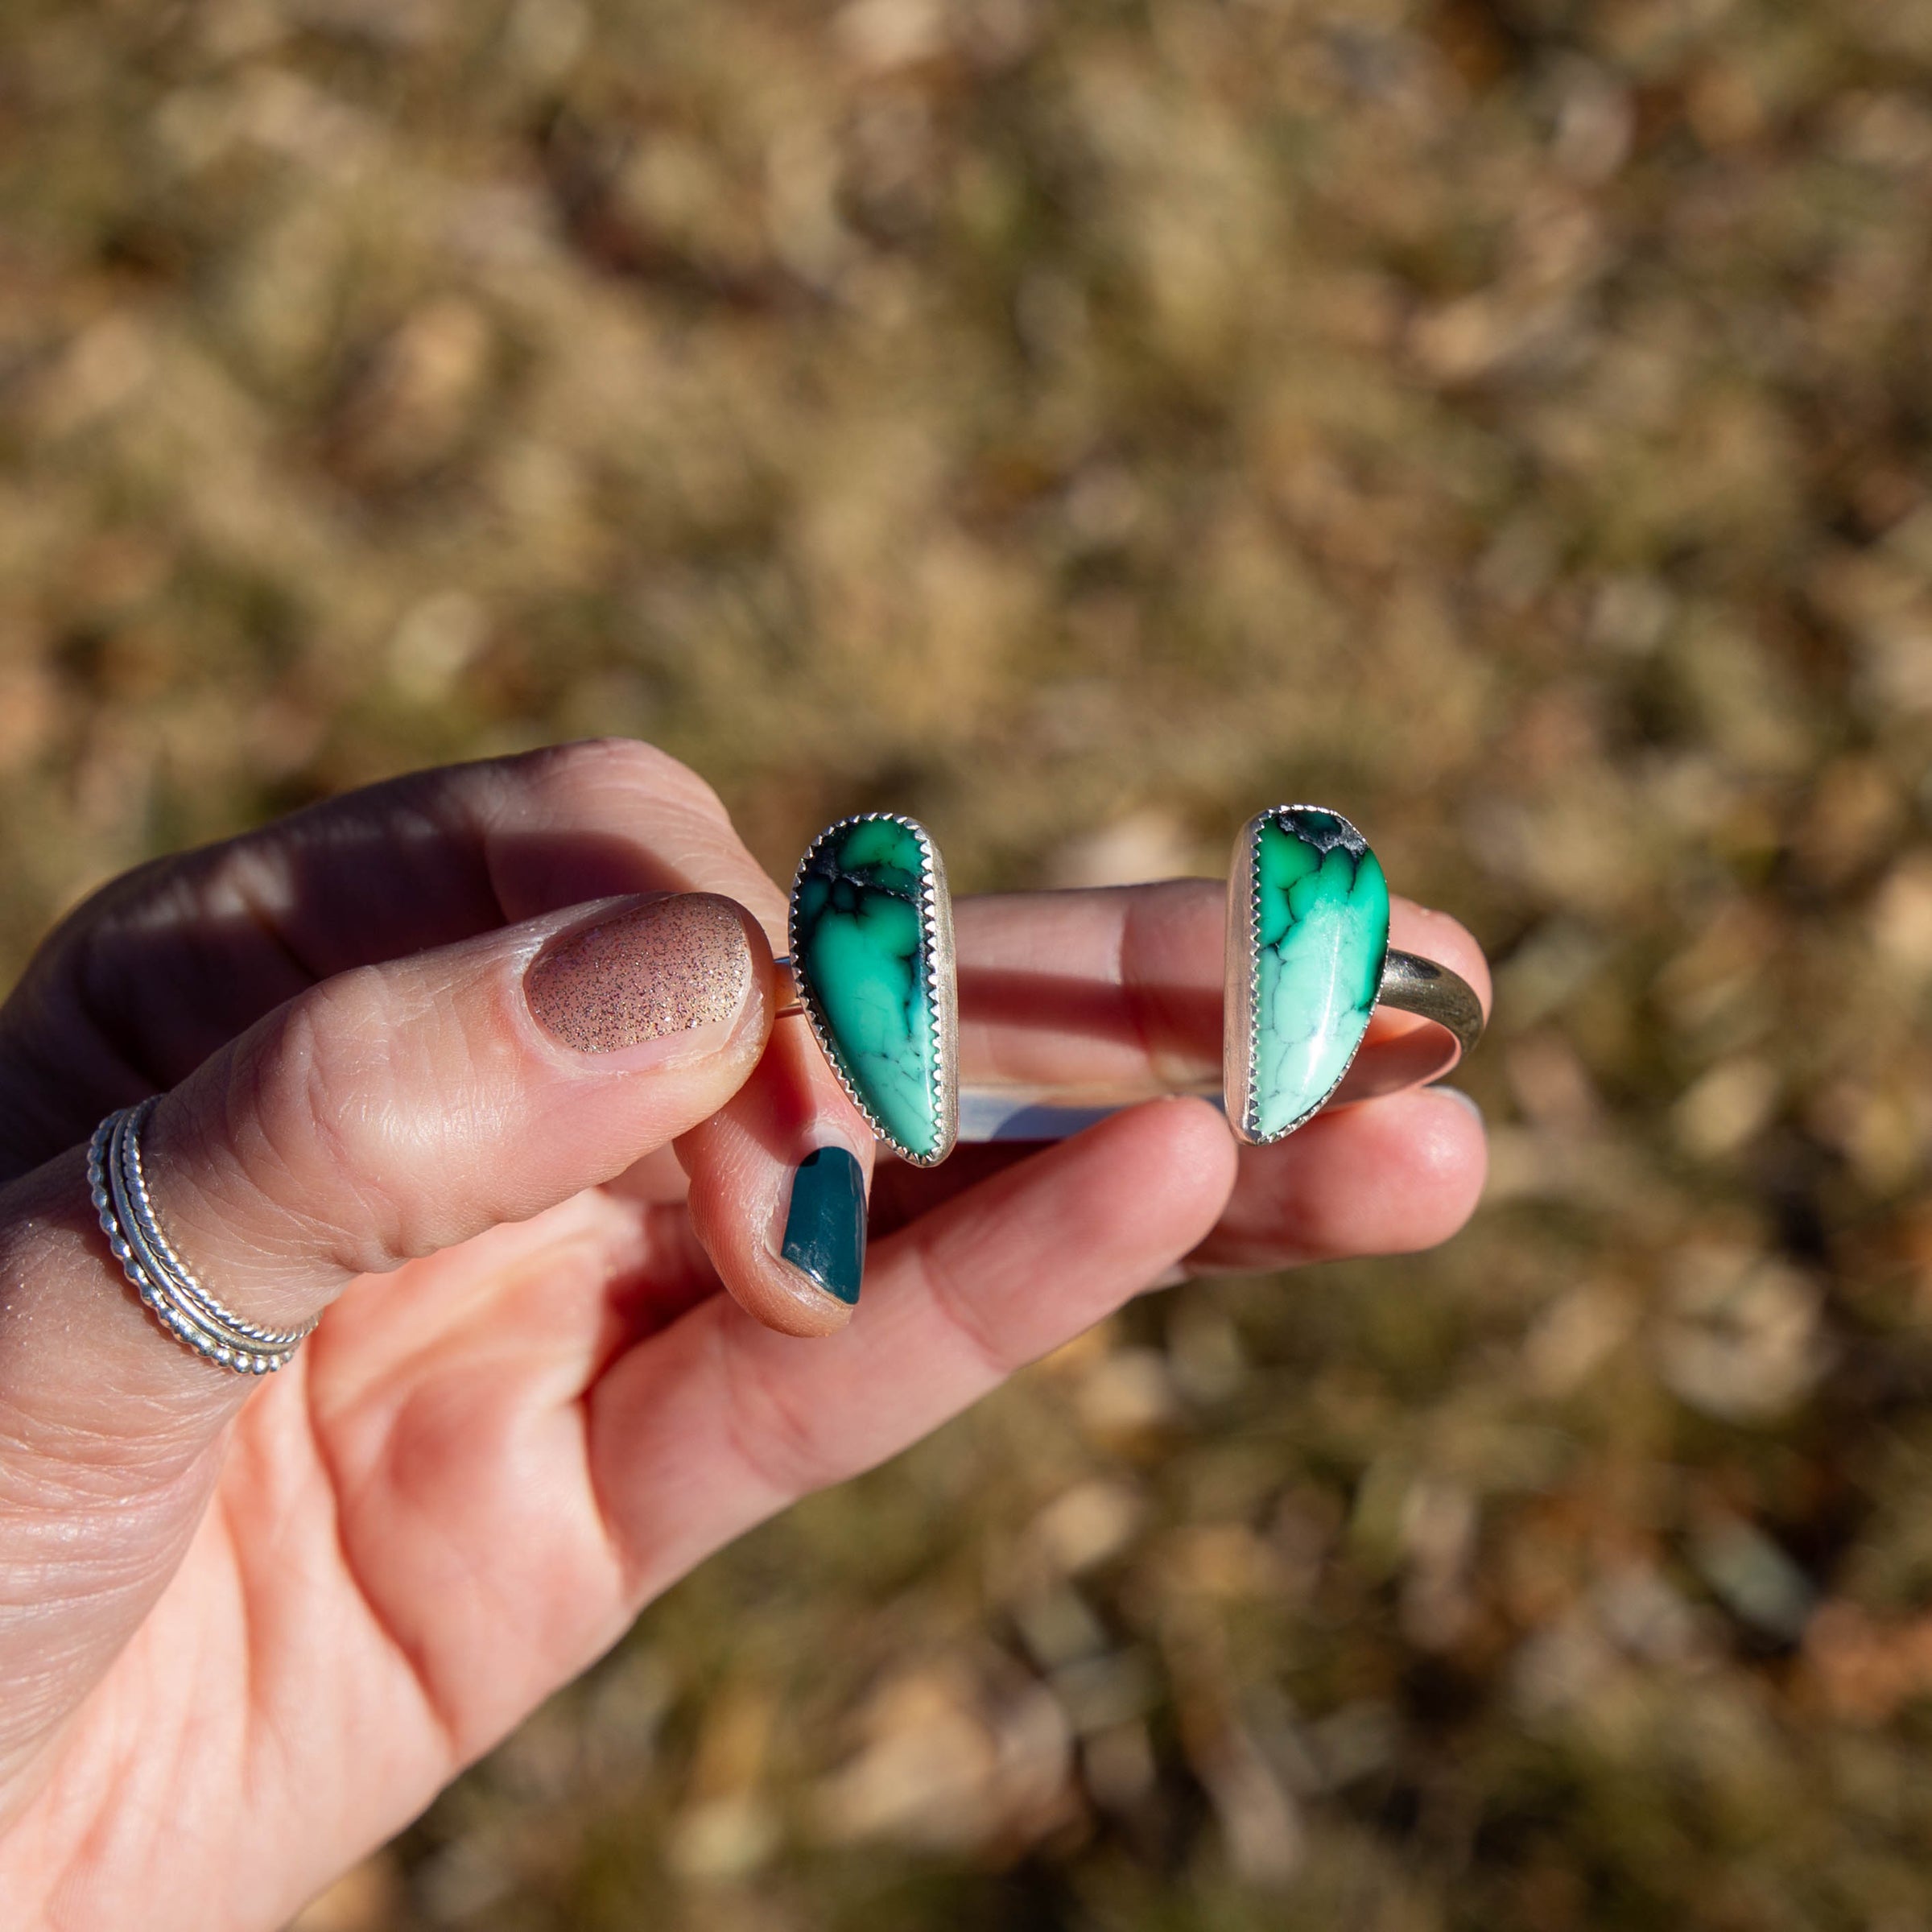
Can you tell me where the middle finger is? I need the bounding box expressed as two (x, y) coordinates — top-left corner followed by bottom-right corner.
(954, 878), (1491, 1096)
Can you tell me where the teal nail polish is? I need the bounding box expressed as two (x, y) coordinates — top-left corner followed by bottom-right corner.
(780, 1147), (866, 1306)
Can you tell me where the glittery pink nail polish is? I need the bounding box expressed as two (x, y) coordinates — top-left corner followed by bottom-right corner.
(526, 894), (753, 1054)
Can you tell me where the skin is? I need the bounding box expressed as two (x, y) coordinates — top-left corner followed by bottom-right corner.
(0, 740), (1489, 1931)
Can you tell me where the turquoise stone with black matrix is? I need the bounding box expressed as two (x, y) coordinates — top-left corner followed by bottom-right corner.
(1247, 807), (1389, 1141)
(792, 815), (943, 1161)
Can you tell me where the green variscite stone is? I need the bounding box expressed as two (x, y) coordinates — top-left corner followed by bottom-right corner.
(794, 816), (942, 1159)
(1248, 807), (1389, 1140)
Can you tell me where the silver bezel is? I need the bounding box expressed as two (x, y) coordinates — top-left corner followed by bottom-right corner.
(1223, 803), (1385, 1147)
(787, 812), (959, 1166)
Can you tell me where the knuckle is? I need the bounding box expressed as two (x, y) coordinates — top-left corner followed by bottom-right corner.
(717, 1328), (850, 1502)
(526, 737), (729, 826)
(233, 968), (419, 1273)
(912, 1239), (1015, 1383)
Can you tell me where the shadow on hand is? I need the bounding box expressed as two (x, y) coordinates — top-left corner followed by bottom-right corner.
(0, 810), (704, 1182)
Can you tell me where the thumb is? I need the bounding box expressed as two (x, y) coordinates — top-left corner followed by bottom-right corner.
(0, 890), (770, 1794)
(155, 890), (770, 1311)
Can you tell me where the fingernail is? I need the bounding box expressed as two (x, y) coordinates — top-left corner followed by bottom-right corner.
(526, 894), (753, 1055)
(1438, 1086), (1484, 1123)
(779, 1147), (866, 1306)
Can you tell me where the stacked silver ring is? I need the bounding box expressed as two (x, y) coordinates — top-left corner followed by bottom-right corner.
(88, 1096), (316, 1374)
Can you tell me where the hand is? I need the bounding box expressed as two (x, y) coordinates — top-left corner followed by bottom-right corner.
(0, 741), (1488, 1930)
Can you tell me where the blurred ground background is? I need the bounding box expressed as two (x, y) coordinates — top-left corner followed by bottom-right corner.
(5, 0), (1932, 1926)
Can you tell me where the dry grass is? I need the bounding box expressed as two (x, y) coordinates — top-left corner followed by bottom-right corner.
(5, 1), (1932, 1926)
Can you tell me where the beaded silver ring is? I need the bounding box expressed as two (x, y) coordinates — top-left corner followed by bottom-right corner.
(89, 1096), (317, 1374)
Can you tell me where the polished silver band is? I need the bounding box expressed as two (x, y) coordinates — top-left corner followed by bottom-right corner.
(771, 947), (1484, 1143)
(773, 960), (806, 1019)
(88, 1097), (317, 1373)
(1354, 948), (1486, 1094)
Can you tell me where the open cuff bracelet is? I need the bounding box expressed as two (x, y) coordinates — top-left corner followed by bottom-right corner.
(775, 805), (1484, 1154)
